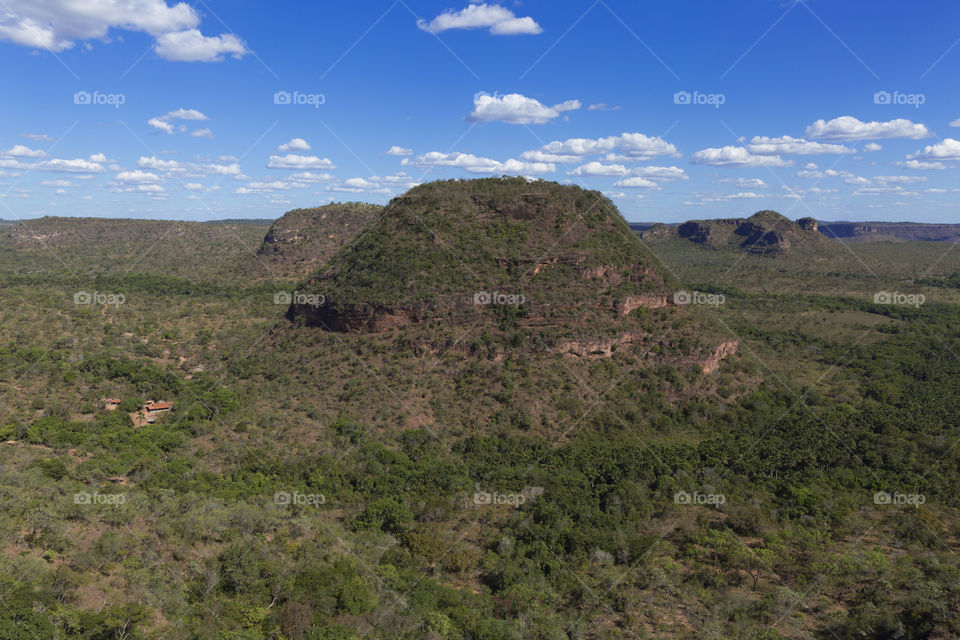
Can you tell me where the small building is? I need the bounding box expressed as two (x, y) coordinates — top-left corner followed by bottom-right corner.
(102, 398), (122, 410)
(144, 401), (172, 412)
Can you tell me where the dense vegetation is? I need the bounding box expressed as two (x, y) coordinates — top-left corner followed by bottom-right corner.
(2, 180), (959, 639)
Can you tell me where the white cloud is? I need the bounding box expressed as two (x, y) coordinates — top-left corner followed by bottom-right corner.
(138, 156), (181, 170)
(466, 92), (580, 124)
(136, 155), (239, 176)
(898, 159), (946, 170)
(385, 145), (413, 156)
(114, 170), (161, 184)
(718, 177), (767, 188)
(612, 177), (660, 189)
(906, 138), (960, 162)
(88, 153), (108, 163)
(951, 118), (960, 127)
(148, 118), (175, 134)
(691, 146), (791, 167)
(266, 154), (336, 170)
(278, 138), (310, 152)
(4, 144), (45, 157)
(864, 142), (882, 152)
(402, 151), (553, 174)
(536, 132), (678, 159)
(154, 29), (248, 62)
(632, 166), (688, 181)
(568, 161), (628, 177)
(417, 3), (542, 35)
(191, 128), (214, 139)
(288, 171), (335, 183)
(519, 150), (581, 163)
(0, 1), (246, 65)
(805, 116), (931, 141)
(587, 103), (620, 111)
(40, 180), (72, 187)
(747, 135), (853, 155)
(20, 133), (54, 142)
(36, 158), (105, 173)
(344, 177), (377, 188)
(0, 0), (197, 51)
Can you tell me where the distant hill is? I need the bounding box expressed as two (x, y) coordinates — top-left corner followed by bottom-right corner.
(639, 210), (834, 255)
(818, 221), (960, 243)
(255, 203), (382, 278)
(632, 219), (960, 245)
(1, 216), (266, 280)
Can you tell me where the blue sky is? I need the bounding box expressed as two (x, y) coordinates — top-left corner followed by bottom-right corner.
(0, 0), (959, 222)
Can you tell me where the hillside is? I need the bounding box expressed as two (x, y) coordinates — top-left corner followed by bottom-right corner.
(641, 210), (836, 255)
(286, 178), (735, 367)
(1, 216), (268, 280)
(256, 203), (382, 278)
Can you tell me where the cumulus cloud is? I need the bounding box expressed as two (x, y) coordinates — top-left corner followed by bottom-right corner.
(691, 146), (791, 167)
(0, 1), (246, 62)
(519, 150), (581, 163)
(536, 133), (678, 160)
(864, 142), (882, 152)
(278, 138), (310, 152)
(805, 116), (931, 141)
(190, 128), (214, 139)
(154, 29), (248, 62)
(568, 161), (629, 177)
(148, 108), (210, 134)
(906, 138), (960, 162)
(951, 118), (960, 127)
(612, 177), (660, 189)
(402, 151), (553, 174)
(747, 135), (853, 155)
(114, 170), (161, 184)
(4, 144), (45, 158)
(898, 159), (946, 170)
(266, 154), (336, 170)
(385, 145), (413, 156)
(417, 3), (542, 35)
(88, 153), (108, 163)
(466, 92), (580, 125)
(137, 155), (239, 176)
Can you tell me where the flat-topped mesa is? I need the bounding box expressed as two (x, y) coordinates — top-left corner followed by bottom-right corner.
(649, 210), (835, 255)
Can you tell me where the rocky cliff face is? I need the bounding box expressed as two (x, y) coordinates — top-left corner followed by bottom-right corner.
(646, 211), (834, 255)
